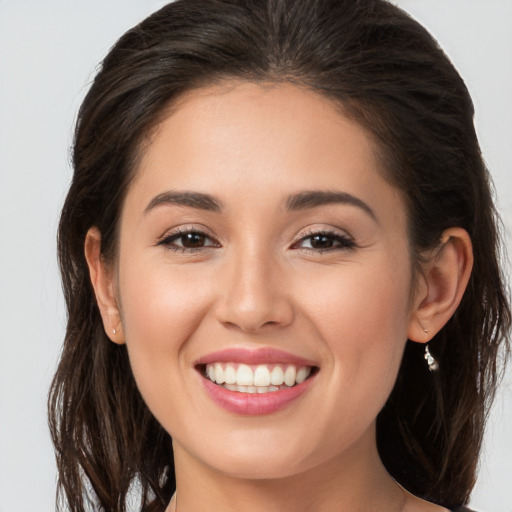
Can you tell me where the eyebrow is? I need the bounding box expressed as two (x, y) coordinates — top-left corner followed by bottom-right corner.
(144, 191), (222, 214)
(285, 190), (377, 221)
(144, 189), (376, 221)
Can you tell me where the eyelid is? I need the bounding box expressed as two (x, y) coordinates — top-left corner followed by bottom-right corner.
(291, 227), (357, 251)
(156, 224), (356, 252)
(294, 225), (353, 242)
(157, 223), (216, 239)
(157, 224), (221, 249)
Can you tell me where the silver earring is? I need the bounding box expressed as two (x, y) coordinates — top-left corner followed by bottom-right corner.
(113, 328), (117, 335)
(424, 343), (439, 372)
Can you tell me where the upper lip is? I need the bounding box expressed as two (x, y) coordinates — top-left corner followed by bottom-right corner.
(194, 347), (318, 367)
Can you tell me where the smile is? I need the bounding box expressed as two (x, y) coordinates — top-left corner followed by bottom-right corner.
(195, 348), (319, 415)
(204, 363), (312, 393)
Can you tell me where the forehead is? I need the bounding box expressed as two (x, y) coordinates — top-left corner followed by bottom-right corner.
(138, 83), (379, 185)
(124, 81), (405, 228)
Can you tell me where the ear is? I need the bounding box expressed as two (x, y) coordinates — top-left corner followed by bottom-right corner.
(408, 227), (473, 343)
(84, 227), (125, 344)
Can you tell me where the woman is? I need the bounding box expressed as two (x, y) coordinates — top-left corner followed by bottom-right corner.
(48, 0), (510, 511)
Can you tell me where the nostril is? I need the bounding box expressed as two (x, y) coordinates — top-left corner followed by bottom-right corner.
(214, 277), (295, 332)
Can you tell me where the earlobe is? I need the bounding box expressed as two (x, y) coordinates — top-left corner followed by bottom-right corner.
(408, 227), (473, 343)
(84, 227), (125, 345)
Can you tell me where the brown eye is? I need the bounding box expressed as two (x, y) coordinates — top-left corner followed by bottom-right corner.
(309, 235), (335, 249)
(294, 231), (356, 252)
(180, 232), (207, 248)
(159, 230), (220, 252)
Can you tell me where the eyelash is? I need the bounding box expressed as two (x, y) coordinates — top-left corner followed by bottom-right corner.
(292, 229), (356, 253)
(158, 227), (220, 253)
(158, 228), (356, 253)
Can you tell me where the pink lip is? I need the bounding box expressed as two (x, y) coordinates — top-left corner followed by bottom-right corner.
(195, 347), (317, 367)
(200, 373), (316, 416)
(195, 347), (318, 416)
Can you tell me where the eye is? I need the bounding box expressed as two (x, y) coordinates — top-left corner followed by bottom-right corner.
(293, 230), (356, 252)
(158, 229), (220, 252)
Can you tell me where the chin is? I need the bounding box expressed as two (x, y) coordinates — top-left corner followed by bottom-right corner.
(174, 421), (342, 482)
(206, 451), (312, 481)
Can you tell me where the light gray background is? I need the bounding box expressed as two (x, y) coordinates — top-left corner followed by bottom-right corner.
(0, 1), (510, 511)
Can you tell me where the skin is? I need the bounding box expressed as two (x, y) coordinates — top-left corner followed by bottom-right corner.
(86, 82), (472, 512)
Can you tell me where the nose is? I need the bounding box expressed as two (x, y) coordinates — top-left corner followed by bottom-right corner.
(214, 248), (294, 333)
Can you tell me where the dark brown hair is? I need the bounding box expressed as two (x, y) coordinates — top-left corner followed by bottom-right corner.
(49, 1), (511, 510)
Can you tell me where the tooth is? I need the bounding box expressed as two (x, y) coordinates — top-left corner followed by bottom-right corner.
(296, 367), (311, 384)
(254, 365), (271, 386)
(270, 366), (285, 385)
(284, 365), (297, 386)
(214, 363), (225, 384)
(236, 364), (254, 386)
(224, 364), (237, 385)
(207, 362), (310, 389)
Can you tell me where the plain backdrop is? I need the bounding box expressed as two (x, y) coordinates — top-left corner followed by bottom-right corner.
(0, 1), (510, 511)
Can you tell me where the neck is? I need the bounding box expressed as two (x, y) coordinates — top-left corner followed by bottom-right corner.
(168, 424), (406, 512)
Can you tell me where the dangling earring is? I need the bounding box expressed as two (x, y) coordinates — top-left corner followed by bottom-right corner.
(424, 343), (439, 372)
(421, 325), (439, 372)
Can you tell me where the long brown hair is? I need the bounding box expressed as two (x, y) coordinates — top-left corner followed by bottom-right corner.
(49, 1), (511, 510)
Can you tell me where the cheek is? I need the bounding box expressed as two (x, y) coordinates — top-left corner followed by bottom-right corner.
(285, 259), (412, 454)
(116, 257), (213, 400)
(122, 273), (198, 347)
(119, 248), (215, 334)
(297, 255), (412, 390)
(117, 263), (225, 439)
(304, 257), (410, 329)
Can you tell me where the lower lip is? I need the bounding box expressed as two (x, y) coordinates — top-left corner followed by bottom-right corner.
(200, 373), (316, 415)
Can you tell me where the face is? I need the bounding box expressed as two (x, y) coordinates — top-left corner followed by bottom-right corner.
(111, 82), (418, 479)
